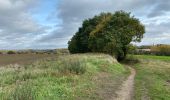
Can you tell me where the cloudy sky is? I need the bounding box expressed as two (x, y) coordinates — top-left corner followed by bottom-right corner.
(0, 0), (170, 49)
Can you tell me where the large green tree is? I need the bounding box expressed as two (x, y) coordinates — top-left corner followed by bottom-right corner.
(68, 11), (145, 61)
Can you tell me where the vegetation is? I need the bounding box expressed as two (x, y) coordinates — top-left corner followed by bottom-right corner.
(68, 10), (145, 61)
(0, 49), (69, 55)
(135, 55), (170, 61)
(0, 54), (129, 100)
(134, 44), (170, 56)
(137, 45), (152, 49)
(7, 50), (16, 54)
(151, 44), (170, 56)
(130, 55), (170, 99)
(55, 48), (70, 55)
(0, 54), (56, 66)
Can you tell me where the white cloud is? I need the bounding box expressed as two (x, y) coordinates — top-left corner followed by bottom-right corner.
(0, 0), (47, 49)
(1, 0), (170, 49)
(42, 0), (170, 48)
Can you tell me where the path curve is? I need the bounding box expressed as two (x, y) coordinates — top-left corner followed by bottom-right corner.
(115, 67), (136, 100)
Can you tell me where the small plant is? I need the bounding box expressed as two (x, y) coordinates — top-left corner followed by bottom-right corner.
(7, 50), (16, 54)
(58, 57), (86, 74)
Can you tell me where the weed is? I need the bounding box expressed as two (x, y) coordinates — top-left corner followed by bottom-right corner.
(5, 82), (36, 100)
(0, 54), (129, 99)
(58, 56), (86, 74)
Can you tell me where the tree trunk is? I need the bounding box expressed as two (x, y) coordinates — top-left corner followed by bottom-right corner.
(116, 47), (127, 62)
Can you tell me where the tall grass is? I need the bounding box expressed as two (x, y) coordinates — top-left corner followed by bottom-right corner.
(0, 55), (88, 99)
(57, 56), (86, 74)
(5, 82), (35, 100)
(0, 54), (129, 100)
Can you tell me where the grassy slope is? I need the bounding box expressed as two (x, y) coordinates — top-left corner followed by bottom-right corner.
(0, 54), (129, 100)
(133, 55), (170, 100)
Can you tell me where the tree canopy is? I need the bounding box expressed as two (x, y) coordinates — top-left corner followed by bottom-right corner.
(68, 11), (145, 61)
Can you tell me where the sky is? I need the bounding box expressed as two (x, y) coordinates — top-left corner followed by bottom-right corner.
(0, 0), (170, 49)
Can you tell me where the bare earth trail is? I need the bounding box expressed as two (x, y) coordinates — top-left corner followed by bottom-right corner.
(114, 66), (136, 100)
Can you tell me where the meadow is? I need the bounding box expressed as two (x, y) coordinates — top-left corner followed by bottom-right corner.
(0, 54), (129, 100)
(0, 52), (170, 100)
(132, 55), (170, 100)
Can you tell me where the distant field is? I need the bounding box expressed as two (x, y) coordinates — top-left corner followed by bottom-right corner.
(135, 55), (170, 61)
(0, 54), (56, 66)
(133, 55), (170, 99)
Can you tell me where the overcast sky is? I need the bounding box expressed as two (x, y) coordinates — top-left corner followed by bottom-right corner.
(0, 0), (170, 49)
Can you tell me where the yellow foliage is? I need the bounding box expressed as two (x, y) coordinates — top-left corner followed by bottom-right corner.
(90, 14), (112, 36)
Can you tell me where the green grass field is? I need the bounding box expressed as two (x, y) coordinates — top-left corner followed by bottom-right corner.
(132, 55), (170, 100)
(135, 55), (170, 61)
(0, 54), (129, 100)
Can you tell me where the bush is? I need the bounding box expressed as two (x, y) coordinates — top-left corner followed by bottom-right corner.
(7, 50), (16, 54)
(58, 56), (86, 75)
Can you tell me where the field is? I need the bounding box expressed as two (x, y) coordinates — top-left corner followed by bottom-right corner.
(132, 55), (170, 100)
(1, 53), (170, 100)
(0, 54), (56, 66)
(0, 54), (129, 100)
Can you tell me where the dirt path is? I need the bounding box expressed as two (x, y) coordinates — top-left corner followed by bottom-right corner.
(115, 67), (136, 100)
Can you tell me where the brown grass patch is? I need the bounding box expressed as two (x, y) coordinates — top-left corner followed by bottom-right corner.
(0, 54), (56, 66)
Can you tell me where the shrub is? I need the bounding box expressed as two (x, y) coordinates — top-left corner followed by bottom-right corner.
(7, 50), (16, 54)
(58, 56), (86, 75)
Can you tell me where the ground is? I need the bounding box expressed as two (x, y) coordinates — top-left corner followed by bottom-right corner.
(132, 55), (170, 100)
(0, 54), (129, 100)
(115, 67), (136, 100)
(0, 54), (170, 100)
(0, 54), (55, 66)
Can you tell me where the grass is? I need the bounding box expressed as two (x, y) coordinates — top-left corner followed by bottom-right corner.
(135, 55), (170, 62)
(0, 54), (129, 100)
(132, 55), (170, 100)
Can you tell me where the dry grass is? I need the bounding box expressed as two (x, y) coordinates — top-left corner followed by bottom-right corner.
(0, 54), (129, 100)
(0, 54), (56, 66)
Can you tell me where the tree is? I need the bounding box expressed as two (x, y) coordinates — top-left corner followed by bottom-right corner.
(7, 50), (16, 54)
(127, 44), (137, 54)
(68, 11), (145, 61)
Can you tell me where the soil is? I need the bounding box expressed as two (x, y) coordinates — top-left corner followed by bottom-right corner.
(94, 67), (136, 100)
(114, 67), (136, 100)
